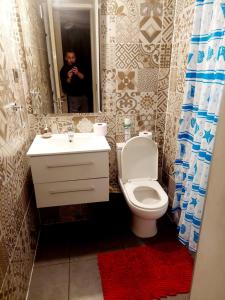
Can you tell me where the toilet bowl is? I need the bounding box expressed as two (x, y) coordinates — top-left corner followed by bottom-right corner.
(117, 137), (168, 238)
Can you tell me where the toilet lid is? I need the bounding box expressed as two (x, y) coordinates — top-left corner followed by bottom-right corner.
(121, 136), (158, 182)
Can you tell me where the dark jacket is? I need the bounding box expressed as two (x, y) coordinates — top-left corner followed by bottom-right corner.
(60, 64), (85, 96)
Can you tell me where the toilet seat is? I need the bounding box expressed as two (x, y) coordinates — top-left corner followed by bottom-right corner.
(124, 179), (168, 210)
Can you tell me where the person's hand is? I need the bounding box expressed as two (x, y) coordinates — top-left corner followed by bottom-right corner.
(67, 69), (73, 79)
(72, 67), (79, 75)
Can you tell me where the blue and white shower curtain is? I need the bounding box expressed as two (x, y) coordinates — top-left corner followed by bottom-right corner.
(172, 0), (225, 252)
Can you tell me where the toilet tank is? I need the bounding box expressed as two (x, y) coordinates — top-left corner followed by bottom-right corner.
(116, 143), (125, 178)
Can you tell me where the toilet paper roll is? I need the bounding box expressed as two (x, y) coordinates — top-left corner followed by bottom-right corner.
(93, 123), (107, 136)
(139, 131), (152, 139)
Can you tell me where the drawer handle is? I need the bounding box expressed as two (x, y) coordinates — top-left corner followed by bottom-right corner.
(49, 186), (95, 195)
(46, 162), (93, 168)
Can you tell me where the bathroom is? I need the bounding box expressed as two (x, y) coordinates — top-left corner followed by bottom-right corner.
(0, 0), (225, 299)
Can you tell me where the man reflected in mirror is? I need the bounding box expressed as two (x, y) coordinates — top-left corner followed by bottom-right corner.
(60, 50), (88, 113)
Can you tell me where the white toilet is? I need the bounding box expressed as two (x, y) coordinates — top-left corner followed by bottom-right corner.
(116, 136), (168, 238)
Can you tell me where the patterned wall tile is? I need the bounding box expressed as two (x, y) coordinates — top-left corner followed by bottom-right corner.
(137, 43), (160, 68)
(101, 0), (128, 16)
(137, 68), (159, 92)
(11, 204), (37, 300)
(0, 182), (18, 258)
(163, 113), (179, 176)
(0, 238), (9, 288)
(101, 68), (116, 93)
(161, 16), (174, 43)
(176, 65), (187, 94)
(0, 0), (41, 297)
(116, 92), (139, 114)
(160, 43), (172, 68)
(140, 0), (163, 17)
(100, 15), (116, 44)
(168, 67), (178, 92)
(155, 111), (165, 137)
(100, 43), (115, 69)
(157, 68), (171, 114)
(136, 92), (158, 115)
(116, 70), (137, 92)
(163, 0), (176, 17)
(116, 15), (140, 43)
(101, 92), (117, 114)
(162, 0), (195, 187)
(115, 44), (140, 69)
(139, 15), (163, 44)
(0, 265), (17, 300)
(136, 113), (156, 132)
(113, 0), (140, 43)
(0, 109), (8, 143)
(166, 91), (182, 116)
(74, 117), (95, 133)
(157, 90), (168, 114)
(49, 116), (75, 133)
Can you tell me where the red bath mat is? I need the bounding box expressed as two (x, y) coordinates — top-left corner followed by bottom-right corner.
(98, 240), (193, 300)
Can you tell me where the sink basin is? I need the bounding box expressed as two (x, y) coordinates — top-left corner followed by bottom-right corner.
(27, 133), (111, 157)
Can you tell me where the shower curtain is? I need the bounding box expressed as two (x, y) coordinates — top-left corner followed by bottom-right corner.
(172, 0), (225, 252)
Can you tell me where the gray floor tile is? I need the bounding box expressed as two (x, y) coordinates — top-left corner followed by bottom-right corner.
(69, 258), (103, 300)
(35, 225), (70, 266)
(35, 242), (70, 266)
(28, 220), (190, 300)
(28, 263), (69, 300)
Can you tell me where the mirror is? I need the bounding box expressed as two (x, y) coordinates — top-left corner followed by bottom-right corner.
(42, 0), (101, 114)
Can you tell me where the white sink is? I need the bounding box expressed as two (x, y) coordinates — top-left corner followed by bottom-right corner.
(27, 133), (111, 157)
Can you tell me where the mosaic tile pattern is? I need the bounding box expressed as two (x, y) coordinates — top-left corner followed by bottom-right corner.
(0, 0), (44, 297)
(139, 0), (163, 44)
(162, 0), (195, 198)
(138, 43), (160, 68)
(155, 0), (175, 175)
(115, 44), (140, 69)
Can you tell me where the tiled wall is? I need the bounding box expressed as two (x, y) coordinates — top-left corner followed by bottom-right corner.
(162, 0), (196, 204)
(0, 0), (51, 298)
(31, 0), (176, 186)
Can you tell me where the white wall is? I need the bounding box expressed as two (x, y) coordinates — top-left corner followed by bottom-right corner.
(190, 90), (225, 299)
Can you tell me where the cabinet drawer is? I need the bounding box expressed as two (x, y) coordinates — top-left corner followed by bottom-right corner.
(30, 152), (109, 183)
(34, 178), (109, 208)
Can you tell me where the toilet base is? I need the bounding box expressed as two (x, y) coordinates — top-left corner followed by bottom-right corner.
(131, 215), (157, 238)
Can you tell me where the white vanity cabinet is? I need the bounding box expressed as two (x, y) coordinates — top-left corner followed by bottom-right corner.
(27, 133), (111, 208)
